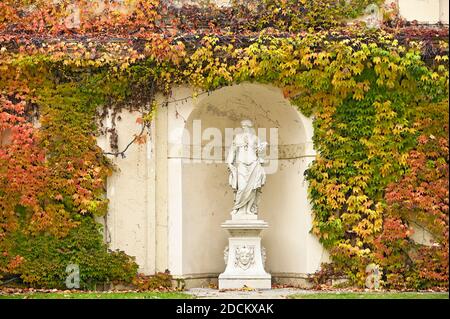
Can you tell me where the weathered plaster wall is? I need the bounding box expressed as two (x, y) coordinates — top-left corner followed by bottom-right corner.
(397, 0), (448, 24)
(97, 109), (156, 275)
(440, 0), (449, 24)
(410, 222), (436, 246)
(154, 96), (169, 273)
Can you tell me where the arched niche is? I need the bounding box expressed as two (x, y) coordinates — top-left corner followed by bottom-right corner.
(166, 83), (329, 285)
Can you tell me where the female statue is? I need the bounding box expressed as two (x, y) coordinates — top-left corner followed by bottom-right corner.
(226, 120), (267, 217)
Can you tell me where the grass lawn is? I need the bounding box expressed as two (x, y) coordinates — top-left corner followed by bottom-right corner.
(289, 292), (449, 299)
(1, 290), (448, 299)
(0, 291), (193, 299)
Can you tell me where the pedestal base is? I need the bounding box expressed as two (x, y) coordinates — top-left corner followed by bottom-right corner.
(218, 275), (272, 289)
(218, 219), (272, 290)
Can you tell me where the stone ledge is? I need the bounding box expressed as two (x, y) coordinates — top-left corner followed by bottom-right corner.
(221, 219), (269, 229)
(171, 272), (316, 289)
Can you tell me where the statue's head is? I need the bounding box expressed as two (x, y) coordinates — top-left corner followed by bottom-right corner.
(240, 119), (253, 128)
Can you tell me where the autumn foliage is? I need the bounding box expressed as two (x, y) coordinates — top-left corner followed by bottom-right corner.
(0, 0), (448, 290)
(0, 83), (138, 288)
(0, 95), (43, 238)
(375, 100), (449, 289)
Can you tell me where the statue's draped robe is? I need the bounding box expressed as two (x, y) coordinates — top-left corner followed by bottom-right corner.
(227, 132), (266, 215)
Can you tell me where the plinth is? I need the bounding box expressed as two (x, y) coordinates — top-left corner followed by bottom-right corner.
(218, 218), (271, 289)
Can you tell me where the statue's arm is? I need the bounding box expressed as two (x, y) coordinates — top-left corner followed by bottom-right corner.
(256, 137), (268, 164)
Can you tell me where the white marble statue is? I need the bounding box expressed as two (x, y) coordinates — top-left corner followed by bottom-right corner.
(226, 120), (267, 217)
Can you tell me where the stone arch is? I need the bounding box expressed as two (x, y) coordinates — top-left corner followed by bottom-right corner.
(166, 82), (329, 286)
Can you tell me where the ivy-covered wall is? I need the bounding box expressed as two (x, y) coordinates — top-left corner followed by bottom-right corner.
(0, 0), (448, 290)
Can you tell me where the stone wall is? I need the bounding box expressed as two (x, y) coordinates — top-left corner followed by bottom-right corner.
(397, 0), (449, 24)
(97, 109), (157, 275)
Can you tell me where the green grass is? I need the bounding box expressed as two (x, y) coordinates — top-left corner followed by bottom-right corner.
(289, 292), (449, 299)
(0, 291), (193, 299)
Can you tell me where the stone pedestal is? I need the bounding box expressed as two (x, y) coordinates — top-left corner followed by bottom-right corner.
(218, 219), (271, 289)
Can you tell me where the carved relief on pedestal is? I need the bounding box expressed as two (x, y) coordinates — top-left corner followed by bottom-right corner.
(234, 245), (255, 270)
(224, 245), (266, 268)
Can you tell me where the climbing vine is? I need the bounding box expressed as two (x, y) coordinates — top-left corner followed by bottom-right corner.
(0, 0), (448, 289)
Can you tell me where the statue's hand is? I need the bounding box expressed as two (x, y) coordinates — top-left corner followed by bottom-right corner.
(258, 141), (268, 152)
(228, 164), (237, 189)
